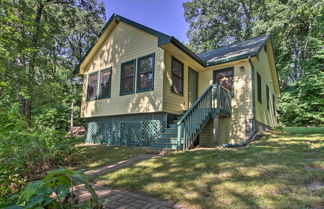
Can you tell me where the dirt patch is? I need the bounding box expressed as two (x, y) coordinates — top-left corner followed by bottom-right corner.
(308, 181), (324, 191)
(305, 165), (324, 171)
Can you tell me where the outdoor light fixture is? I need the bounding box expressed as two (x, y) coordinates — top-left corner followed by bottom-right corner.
(240, 66), (244, 72)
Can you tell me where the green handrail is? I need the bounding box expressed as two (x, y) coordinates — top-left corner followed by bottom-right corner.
(176, 84), (232, 150)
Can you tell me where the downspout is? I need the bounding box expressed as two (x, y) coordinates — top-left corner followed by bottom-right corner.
(222, 56), (258, 147)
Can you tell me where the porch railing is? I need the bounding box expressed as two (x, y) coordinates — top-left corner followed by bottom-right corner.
(176, 85), (232, 150)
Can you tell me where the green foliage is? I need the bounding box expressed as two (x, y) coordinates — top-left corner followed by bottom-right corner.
(0, 128), (80, 200)
(183, 0), (323, 126)
(6, 168), (102, 209)
(278, 71), (324, 126)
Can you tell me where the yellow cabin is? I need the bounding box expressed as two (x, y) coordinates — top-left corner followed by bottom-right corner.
(77, 14), (280, 150)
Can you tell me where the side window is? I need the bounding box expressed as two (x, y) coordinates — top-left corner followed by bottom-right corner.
(99, 68), (112, 99)
(257, 73), (262, 103)
(171, 57), (184, 95)
(120, 60), (136, 95)
(87, 72), (98, 101)
(266, 85), (270, 110)
(137, 54), (154, 92)
(213, 67), (234, 93)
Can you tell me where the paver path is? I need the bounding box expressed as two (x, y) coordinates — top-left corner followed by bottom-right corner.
(75, 183), (188, 209)
(76, 154), (190, 209)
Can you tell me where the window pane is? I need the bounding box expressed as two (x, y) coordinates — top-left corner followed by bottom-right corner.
(214, 68), (234, 92)
(121, 60), (135, 95)
(122, 77), (134, 93)
(172, 76), (183, 95)
(88, 73), (98, 100)
(138, 73), (153, 90)
(122, 62), (135, 78)
(257, 73), (262, 103)
(101, 70), (111, 98)
(172, 58), (183, 77)
(138, 56), (153, 74)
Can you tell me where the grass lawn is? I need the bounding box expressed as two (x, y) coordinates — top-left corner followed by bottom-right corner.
(74, 144), (144, 169)
(97, 128), (324, 209)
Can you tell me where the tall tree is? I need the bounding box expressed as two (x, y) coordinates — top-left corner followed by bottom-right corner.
(183, 0), (264, 52)
(0, 0), (106, 128)
(183, 0), (323, 126)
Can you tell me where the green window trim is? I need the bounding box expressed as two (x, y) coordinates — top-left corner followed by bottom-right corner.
(171, 56), (184, 96)
(120, 59), (136, 96)
(87, 71), (99, 101)
(136, 53), (155, 93)
(99, 67), (112, 99)
(266, 84), (270, 110)
(257, 72), (262, 103)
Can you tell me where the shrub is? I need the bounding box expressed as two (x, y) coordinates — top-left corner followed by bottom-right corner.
(0, 129), (80, 201)
(6, 168), (102, 209)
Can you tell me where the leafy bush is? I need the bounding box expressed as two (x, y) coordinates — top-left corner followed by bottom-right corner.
(0, 128), (80, 201)
(6, 168), (102, 209)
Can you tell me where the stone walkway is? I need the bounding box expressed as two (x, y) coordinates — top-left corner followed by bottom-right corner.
(76, 154), (189, 209)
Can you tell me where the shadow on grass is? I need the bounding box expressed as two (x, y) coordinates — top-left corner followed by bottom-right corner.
(75, 144), (144, 170)
(98, 131), (324, 209)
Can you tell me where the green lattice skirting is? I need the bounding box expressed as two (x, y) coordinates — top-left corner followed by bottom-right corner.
(85, 113), (177, 147)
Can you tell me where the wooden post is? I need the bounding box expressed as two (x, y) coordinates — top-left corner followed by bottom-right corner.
(213, 117), (219, 145)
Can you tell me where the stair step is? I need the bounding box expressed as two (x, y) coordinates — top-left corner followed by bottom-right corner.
(151, 143), (178, 149)
(154, 138), (178, 144)
(159, 133), (177, 138)
(163, 128), (178, 134)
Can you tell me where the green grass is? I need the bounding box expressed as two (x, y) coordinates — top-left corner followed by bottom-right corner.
(75, 144), (144, 169)
(97, 128), (324, 209)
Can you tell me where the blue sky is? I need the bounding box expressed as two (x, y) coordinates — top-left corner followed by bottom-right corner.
(104, 0), (189, 43)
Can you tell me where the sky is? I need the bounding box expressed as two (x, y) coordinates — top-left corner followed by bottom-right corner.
(103, 0), (189, 43)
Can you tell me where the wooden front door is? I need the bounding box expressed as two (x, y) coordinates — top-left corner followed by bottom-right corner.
(188, 67), (198, 107)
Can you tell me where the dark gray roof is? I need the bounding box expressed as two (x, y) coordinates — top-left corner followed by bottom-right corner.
(197, 35), (270, 65)
(76, 14), (270, 74)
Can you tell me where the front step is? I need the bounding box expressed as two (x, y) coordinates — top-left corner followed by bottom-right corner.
(149, 112), (186, 151)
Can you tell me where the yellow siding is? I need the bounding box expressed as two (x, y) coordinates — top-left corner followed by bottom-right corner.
(199, 60), (253, 144)
(253, 42), (277, 127)
(81, 22), (164, 118)
(162, 50), (189, 115)
(161, 44), (203, 115)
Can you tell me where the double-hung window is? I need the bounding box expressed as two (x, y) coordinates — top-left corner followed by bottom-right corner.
(120, 60), (136, 95)
(137, 54), (154, 92)
(171, 57), (184, 95)
(87, 72), (98, 101)
(257, 73), (262, 103)
(99, 68), (112, 99)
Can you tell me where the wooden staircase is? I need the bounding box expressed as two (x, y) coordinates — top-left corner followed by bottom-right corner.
(150, 115), (184, 151)
(149, 85), (232, 152)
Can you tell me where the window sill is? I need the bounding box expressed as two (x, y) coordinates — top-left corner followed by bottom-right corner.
(120, 91), (135, 96)
(136, 88), (154, 93)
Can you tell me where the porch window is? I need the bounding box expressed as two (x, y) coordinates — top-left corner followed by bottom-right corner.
(213, 67), (234, 93)
(171, 57), (184, 95)
(120, 60), (135, 95)
(87, 72), (98, 101)
(137, 54), (154, 92)
(266, 85), (270, 110)
(257, 73), (262, 103)
(99, 68), (112, 99)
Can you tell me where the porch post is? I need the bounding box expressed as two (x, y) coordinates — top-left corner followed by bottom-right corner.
(213, 116), (219, 144)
